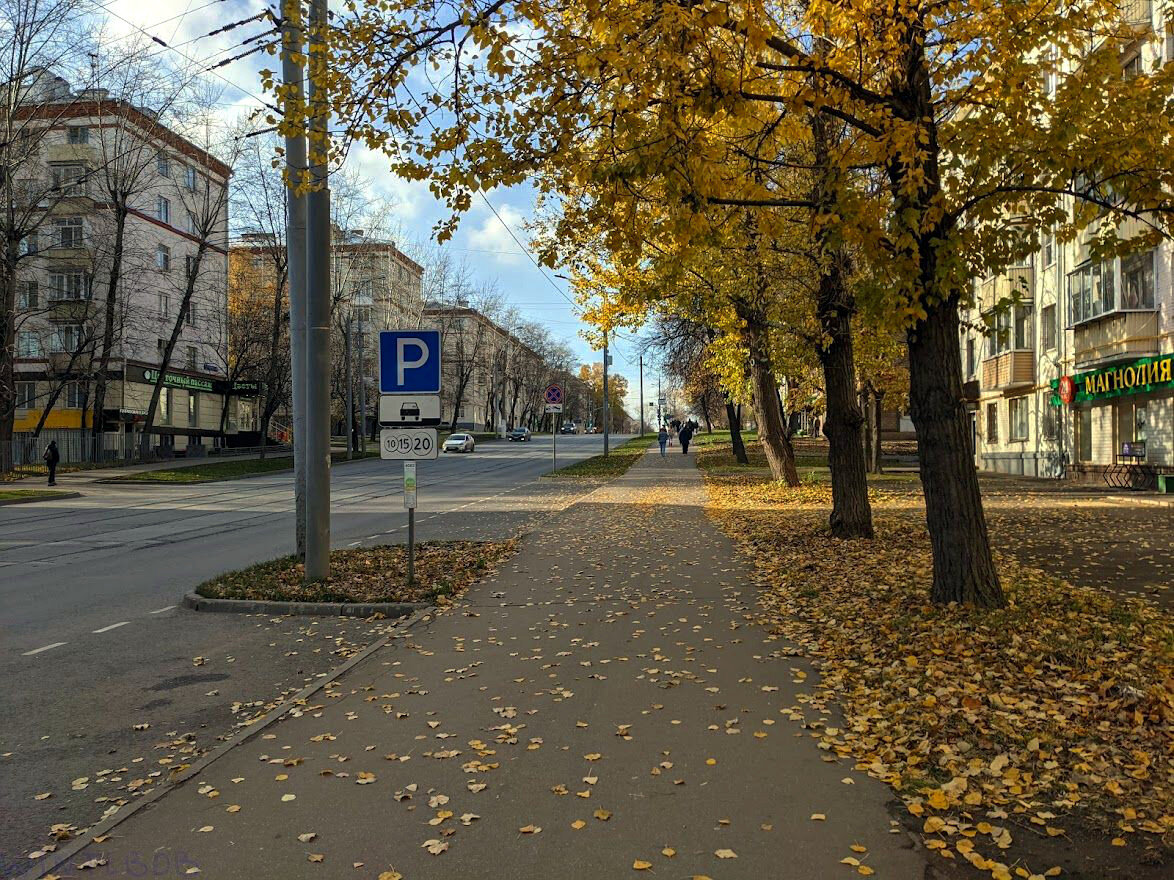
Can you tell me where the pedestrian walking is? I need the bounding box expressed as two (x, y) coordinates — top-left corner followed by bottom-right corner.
(679, 420), (694, 454)
(657, 426), (669, 458)
(43, 440), (60, 486)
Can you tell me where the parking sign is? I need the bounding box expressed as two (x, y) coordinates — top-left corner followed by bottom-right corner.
(379, 330), (441, 394)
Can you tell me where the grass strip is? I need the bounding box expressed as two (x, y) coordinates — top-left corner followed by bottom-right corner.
(545, 435), (657, 478)
(118, 450), (380, 483)
(0, 489), (74, 502)
(196, 539), (518, 605)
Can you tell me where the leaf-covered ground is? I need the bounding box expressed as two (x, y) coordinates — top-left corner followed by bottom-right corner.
(195, 539), (518, 604)
(699, 443), (1173, 879)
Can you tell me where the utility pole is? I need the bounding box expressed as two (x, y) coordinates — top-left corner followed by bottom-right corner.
(345, 315), (353, 459)
(357, 311), (366, 455)
(281, 0), (307, 559)
(602, 332), (610, 456)
(304, 0), (331, 582)
(638, 354), (644, 437)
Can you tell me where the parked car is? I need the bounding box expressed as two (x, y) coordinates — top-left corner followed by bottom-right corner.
(443, 433), (475, 453)
(559, 423), (577, 435)
(507, 427), (532, 441)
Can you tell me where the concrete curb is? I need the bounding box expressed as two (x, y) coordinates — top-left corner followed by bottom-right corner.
(181, 591), (430, 618)
(16, 607), (436, 880)
(0, 491), (81, 506)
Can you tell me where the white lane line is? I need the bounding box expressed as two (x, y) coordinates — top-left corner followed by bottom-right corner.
(92, 621), (130, 633)
(148, 605), (176, 614)
(22, 641), (67, 656)
(348, 541), (362, 547)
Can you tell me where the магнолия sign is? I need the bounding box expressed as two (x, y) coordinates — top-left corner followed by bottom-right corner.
(1050, 353), (1173, 405)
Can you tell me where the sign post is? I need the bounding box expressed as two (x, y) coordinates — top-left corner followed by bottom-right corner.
(544, 383), (564, 471)
(404, 461), (417, 585)
(377, 329), (442, 587)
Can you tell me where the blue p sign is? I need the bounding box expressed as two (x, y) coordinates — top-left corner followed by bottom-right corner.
(379, 330), (441, 394)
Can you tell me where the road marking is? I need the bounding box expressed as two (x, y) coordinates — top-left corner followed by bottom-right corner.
(148, 605), (176, 614)
(92, 621), (130, 633)
(23, 642), (67, 656)
(348, 541), (361, 547)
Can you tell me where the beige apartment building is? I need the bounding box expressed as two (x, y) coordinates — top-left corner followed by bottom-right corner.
(961, 4), (1173, 485)
(10, 73), (258, 458)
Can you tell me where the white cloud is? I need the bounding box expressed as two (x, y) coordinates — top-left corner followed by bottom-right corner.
(464, 202), (528, 265)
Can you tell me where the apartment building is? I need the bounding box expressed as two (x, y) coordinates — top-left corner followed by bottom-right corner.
(10, 73), (258, 456)
(960, 3), (1173, 481)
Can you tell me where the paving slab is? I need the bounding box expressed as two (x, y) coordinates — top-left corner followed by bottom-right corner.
(38, 450), (930, 880)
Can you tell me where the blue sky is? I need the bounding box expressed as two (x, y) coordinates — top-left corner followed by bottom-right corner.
(103, 0), (650, 414)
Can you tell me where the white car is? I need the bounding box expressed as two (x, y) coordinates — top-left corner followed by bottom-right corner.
(443, 433), (475, 453)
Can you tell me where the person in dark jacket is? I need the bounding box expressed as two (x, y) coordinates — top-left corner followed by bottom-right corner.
(657, 426), (669, 457)
(43, 440), (60, 486)
(678, 421), (694, 454)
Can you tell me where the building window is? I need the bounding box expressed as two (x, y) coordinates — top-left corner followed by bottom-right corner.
(991, 305), (1032, 354)
(67, 125), (89, 144)
(1120, 250), (1155, 309)
(156, 245), (171, 271)
(186, 300), (197, 325)
(64, 381), (84, 409)
(1042, 401), (1059, 441)
(1042, 230), (1054, 267)
(159, 387), (170, 424)
(49, 271), (88, 300)
(185, 255), (197, 280)
(158, 291), (170, 317)
(18, 231), (38, 255)
(157, 196), (170, 224)
(18, 279), (39, 309)
(186, 345), (197, 370)
(54, 217), (84, 248)
(1068, 260), (1114, 324)
(157, 155), (170, 177)
(985, 402), (998, 444)
(1122, 52), (1143, 79)
(188, 390), (199, 426)
(17, 331), (43, 357)
(1009, 396), (1028, 441)
(966, 337), (975, 378)
(1075, 407), (1092, 462)
(187, 210), (198, 234)
(51, 164), (86, 196)
(1041, 304), (1057, 351)
(15, 380), (37, 409)
(52, 323), (82, 353)
(184, 166), (197, 191)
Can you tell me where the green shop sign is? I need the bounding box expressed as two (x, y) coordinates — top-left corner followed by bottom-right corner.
(1050, 354), (1174, 406)
(143, 369), (214, 393)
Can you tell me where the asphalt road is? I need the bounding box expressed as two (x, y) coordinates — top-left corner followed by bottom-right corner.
(0, 434), (626, 871)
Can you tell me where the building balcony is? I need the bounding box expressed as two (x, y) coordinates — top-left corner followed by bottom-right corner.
(1089, 0), (1153, 52)
(979, 266), (1034, 310)
(982, 350), (1035, 391)
(1073, 310), (1159, 368)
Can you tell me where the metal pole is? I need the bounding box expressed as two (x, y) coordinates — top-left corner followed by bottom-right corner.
(407, 507), (415, 585)
(304, 0), (331, 582)
(602, 333), (610, 456)
(639, 354), (644, 437)
(281, 0), (308, 559)
(357, 312), (366, 454)
(553, 413), (557, 470)
(345, 315), (353, 459)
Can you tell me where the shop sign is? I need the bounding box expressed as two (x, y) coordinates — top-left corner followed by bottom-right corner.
(143, 368), (214, 393)
(1050, 353), (1173, 406)
(229, 380), (262, 395)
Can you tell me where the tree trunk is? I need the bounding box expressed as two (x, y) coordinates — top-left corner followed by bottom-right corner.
(873, 390), (884, 474)
(0, 242), (18, 455)
(744, 321), (799, 485)
(260, 413), (271, 459)
(816, 274), (873, 538)
(860, 387), (874, 473)
(90, 207), (128, 443)
(907, 296), (1004, 606)
(724, 396), (748, 465)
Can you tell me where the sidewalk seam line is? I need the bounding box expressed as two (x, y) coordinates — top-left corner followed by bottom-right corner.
(15, 609), (433, 880)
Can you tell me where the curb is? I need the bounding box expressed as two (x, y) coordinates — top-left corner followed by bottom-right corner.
(0, 491), (81, 506)
(181, 591), (430, 618)
(95, 454), (381, 485)
(16, 607), (435, 880)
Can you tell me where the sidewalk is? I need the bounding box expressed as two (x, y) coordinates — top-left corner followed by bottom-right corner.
(32, 450), (929, 879)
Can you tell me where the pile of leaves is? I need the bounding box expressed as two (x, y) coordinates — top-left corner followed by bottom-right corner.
(196, 539), (518, 605)
(704, 463), (1174, 877)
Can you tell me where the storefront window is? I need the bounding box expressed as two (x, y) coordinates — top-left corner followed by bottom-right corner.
(159, 387), (170, 425)
(1114, 399), (1147, 452)
(188, 392), (199, 427)
(1075, 407), (1092, 462)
